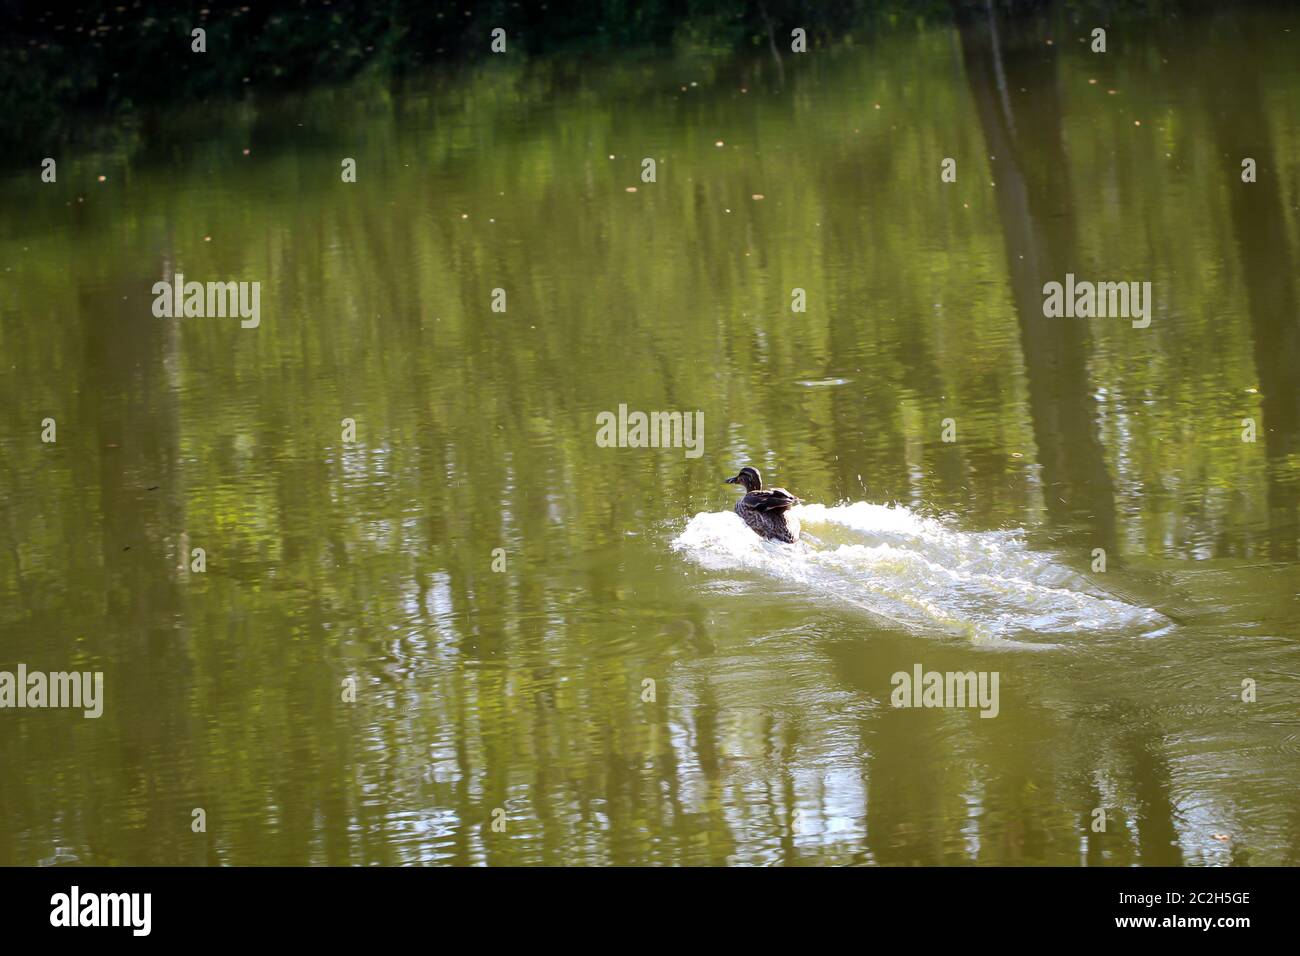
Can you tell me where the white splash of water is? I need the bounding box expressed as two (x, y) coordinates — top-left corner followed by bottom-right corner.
(671, 502), (1167, 645)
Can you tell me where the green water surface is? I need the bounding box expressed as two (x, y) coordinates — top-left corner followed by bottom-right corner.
(1, 6), (1298, 865)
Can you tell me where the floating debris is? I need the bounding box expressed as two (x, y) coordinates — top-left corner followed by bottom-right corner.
(796, 377), (852, 388)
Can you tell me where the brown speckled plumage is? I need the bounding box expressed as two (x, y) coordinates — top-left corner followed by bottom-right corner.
(726, 466), (801, 543)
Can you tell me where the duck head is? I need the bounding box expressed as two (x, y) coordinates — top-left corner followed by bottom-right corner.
(725, 466), (763, 493)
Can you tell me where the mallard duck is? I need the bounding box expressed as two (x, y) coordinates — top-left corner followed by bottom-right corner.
(726, 466), (801, 543)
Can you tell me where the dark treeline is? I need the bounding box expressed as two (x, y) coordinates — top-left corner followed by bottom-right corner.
(0, 0), (1212, 161)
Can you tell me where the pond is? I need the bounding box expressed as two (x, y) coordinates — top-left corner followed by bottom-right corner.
(1, 4), (1298, 865)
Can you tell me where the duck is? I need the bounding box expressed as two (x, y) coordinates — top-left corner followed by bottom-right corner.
(725, 466), (801, 543)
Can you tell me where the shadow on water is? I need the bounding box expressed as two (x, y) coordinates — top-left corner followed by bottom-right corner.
(1182, 10), (1300, 562)
(957, 0), (1118, 557)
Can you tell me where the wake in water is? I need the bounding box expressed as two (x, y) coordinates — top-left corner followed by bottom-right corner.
(672, 501), (1169, 646)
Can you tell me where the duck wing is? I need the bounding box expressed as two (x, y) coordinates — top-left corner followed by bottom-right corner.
(742, 488), (800, 512)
